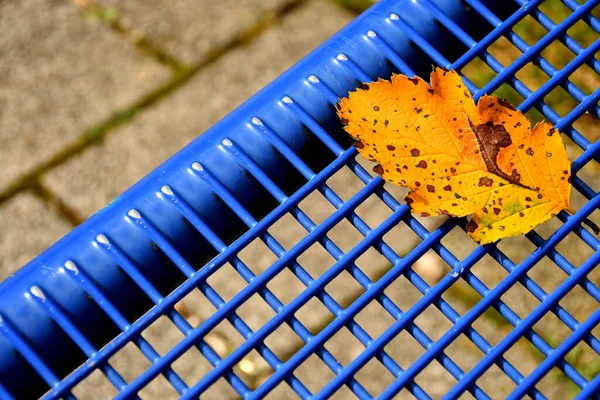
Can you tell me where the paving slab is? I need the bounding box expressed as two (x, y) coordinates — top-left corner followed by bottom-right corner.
(96, 0), (301, 65)
(0, 192), (71, 283)
(0, 0), (169, 193)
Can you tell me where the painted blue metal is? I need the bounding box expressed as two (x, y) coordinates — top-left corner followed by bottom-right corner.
(0, 0), (598, 398)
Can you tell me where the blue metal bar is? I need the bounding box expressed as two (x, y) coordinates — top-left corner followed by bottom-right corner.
(0, 381), (15, 400)
(0, 315), (77, 400)
(508, 306), (600, 399)
(61, 261), (189, 394)
(575, 373), (600, 400)
(28, 287), (130, 395)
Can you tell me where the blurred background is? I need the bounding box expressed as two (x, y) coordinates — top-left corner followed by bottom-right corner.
(0, 0), (599, 398)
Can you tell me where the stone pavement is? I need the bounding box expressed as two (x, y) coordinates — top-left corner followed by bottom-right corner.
(1, 0), (598, 399)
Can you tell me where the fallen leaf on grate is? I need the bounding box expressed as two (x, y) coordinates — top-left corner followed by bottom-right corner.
(337, 68), (588, 244)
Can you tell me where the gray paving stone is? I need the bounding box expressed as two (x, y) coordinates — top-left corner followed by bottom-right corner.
(0, 193), (71, 283)
(0, 0), (169, 192)
(96, 0), (301, 65)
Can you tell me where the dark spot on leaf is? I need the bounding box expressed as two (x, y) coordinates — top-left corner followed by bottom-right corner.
(546, 152), (552, 157)
(518, 144), (524, 149)
(471, 121), (518, 185)
(511, 169), (521, 183)
(493, 207), (501, 215)
(452, 203), (458, 206)
(416, 160), (428, 168)
(396, 167), (401, 173)
(387, 145), (396, 151)
(526, 147), (534, 156)
(416, 126), (420, 131)
(478, 177), (493, 187)
(519, 212), (524, 217)
(424, 114), (429, 118)
(341, 118), (349, 126)
(336, 103), (342, 111)
(563, 170), (568, 174)
(373, 105), (380, 111)
(428, 89), (434, 94)
(408, 77), (419, 85)
(444, 185), (452, 191)
(415, 181), (421, 187)
(450, 167), (456, 173)
(537, 194), (543, 199)
(353, 141), (364, 149)
(373, 165), (384, 175)
(482, 207), (488, 213)
(466, 219), (478, 233)
(498, 98), (515, 110)
(453, 117), (457, 121)
(421, 212), (430, 217)
(427, 184), (435, 193)
(454, 193), (462, 199)
(405, 196), (414, 205)
(525, 197), (532, 202)
(411, 148), (420, 157)
(548, 128), (555, 136)
(498, 226), (505, 231)
(403, 165), (408, 169)
(384, 120), (389, 127)
(514, 122), (521, 128)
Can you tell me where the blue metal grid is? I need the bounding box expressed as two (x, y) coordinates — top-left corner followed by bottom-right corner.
(0, 0), (599, 398)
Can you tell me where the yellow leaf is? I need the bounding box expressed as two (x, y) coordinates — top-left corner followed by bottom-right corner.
(337, 68), (572, 244)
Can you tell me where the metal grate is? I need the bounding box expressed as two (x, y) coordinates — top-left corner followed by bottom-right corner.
(0, 0), (599, 398)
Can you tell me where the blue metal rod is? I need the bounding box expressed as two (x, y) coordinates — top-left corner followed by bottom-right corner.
(509, 306), (600, 399)
(62, 261), (189, 394)
(28, 287), (129, 395)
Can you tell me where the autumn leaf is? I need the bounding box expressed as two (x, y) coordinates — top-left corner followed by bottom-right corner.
(337, 68), (573, 244)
